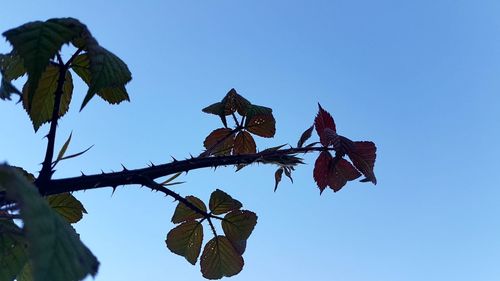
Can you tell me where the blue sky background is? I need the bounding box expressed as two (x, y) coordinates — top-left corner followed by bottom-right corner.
(2, 1), (500, 280)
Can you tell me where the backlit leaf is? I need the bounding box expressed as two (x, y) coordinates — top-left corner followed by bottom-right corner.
(203, 128), (235, 156)
(313, 151), (332, 193)
(56, 132), (72, 163)
(0, 220), (28, 281)
(297, 125), (314, 148)
(221, 88), (251, 116)
(314, 104), (336, 146)
(172, 196), (207, 224)
(328, 158), (361, 192)
(46, 193), (87, 224)
(347, 141), (377, 184)
(0, 77), (22, 101)
(71, 53), (130, 108)
(221, 210), (257, 251)
(166, 220), (203, 265)
(233, 131), (256, 155)
(200, 236), (243, 279)
(245, 108), (276, 138)
(80, 46), (131, 110)
(2, 18), (85, 107)
(0, 165), (99, 281)
(22, 65), (73, 131)
(209, 189), (242, 215)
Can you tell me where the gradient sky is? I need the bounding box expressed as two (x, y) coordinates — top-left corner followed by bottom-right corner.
(1, 1), (500, 280)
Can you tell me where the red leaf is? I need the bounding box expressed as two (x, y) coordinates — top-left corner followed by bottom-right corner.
(328, 158), (361, 192)
(297, 125), (314, 148)
(313, 151), (332, 193)
(203, 128), (235, 156)
(233, 131), (256, 154)
(347, 141), (377, 184)
(314, 104), (336, 146)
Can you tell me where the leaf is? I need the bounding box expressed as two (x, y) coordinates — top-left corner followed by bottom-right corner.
(171, 196), (207, 224)
(313, 151), (332, 193)
(314, 104), (336, 146)
(0, 52), (26, 80)
(221, 210), (257, 254)
(221, 88), (251, 116)
(297, 125), (314, 148)
(203, 128), (235, 156)
(56, 132), (72, 163)
(0, 220), (28, 281)
(2, 18), (85, 108)
(0, 165), (99, 281)
(0, 76), (22, 101)
(166, 221), (203, 265)
(233, 131), (256, 154)
(46, 193), (87, 224)
(71, 53), (130, 106)
(274, 168), (284, 192)
(58, 145), (93, 162)
(328, 158), (361, 192)
(17, 263), (33, 281)
(244, 105), (276, 138)
(160, 172), (183, 186)
(200, 236), (244, 279)
(22, 65), (73, 131)
(209, 189), (242, 215)
(283, 167), (293, 183)
(80, 46), (131, 110)
(347, 141), (377, 184)
(202, 102), (228, 127)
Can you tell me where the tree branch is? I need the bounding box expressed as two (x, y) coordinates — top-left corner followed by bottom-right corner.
(37, 146), (328, 196)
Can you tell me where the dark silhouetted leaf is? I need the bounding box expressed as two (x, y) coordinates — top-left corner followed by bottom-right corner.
(3, 18), (85, 108)
(166, 220), (203, 265)
(221, 88), (251, 116)
(0, 77), (22, 101)
(283, 167), (293, 183)
(274, 168), (284, 192)
(200, 236), (243, 279)
(221, 210), (257, 247)
(22, 65), (73, 131)
(245, 105), (276, 138)
(46, 193), (87, 223)
(233, 131), (256, 155)
(172, 196), (207, 224)
(0, 220), (28, 281)
(314, 104), (336, 146)
(347, 141), (377, 184)
(313, 151), (332, 193)
(203, 128), (235, 156)
(297, 125), (314, 148)
(0, 166), (99, 281)
(328, 158), (361, 192)
(209, 189), (242, 215)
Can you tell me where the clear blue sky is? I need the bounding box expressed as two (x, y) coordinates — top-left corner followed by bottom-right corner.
(1, 1), (500, 280)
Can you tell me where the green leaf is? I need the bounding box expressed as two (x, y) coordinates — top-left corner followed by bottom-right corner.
(0, 52), (26, 80)
(165, 220), (203, 265)
(200, 236), (244, 279)
(0, 220), (28, 281)
(202, 102), (228, 128)
(71, 53), (130, 106)
(2, 18), (85, 108)
(17, 263), (33, 281)
(244, 105), (276, 138)
(221, 88), (251, 116)
(46, 193), (87, 224)
(22, 65), (73, 131)
(80, 46), (131, 110)
(233, 131), (256, 155)
(56, 132), (72, 163)
(171, 196), (207, 224)
(221, 210), (257, 252)
(0, 77), (22, 101)
(209, 189), (242, 215)
(0, 165), (99, 281)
